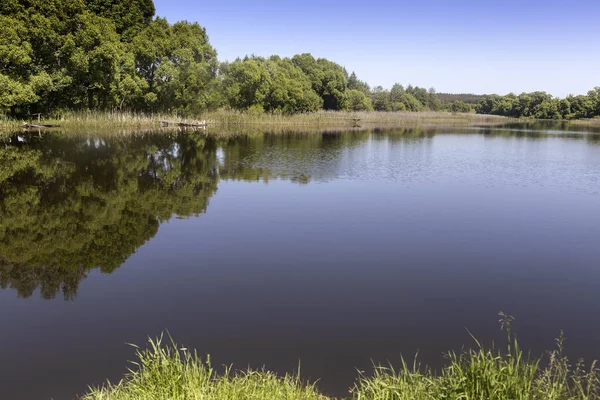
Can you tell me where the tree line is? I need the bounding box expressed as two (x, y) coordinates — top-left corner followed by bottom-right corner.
(1, 0), (598, 119)
(476, 90), (600, 120)
(0, 0), (474, 116)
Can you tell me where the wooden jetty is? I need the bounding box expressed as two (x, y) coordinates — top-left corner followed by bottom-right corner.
(21, 123), (61, 129)
(160, 120), (208, 127)
(20, 113), (61, 129)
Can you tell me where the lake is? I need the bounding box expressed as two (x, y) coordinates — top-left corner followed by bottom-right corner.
(1, 124), (600, 399)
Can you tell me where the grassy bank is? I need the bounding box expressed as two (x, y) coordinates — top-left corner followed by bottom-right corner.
(1, 110), (514, 133)
(0, 111), (175, 131)
(567, 117), (600, 127)
(83, 317), (599, 400)
(202, 110), (513, 128)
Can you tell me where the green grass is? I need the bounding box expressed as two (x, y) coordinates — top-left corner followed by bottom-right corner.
(81, 334), (325, 400)
(1, 110), (514, 134)
(4, 110), (600, 134)
(568, 117), (600, 126)
(351, 314), (599, 400)
(83, 315), (599, 400)
(202, 110), (512, 128)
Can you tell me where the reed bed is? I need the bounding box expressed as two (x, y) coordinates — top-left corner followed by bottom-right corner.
(34, 110), (176, 128)
(5, 110), (599, 138)
(568, 118), (600, 127)
(1, 110), (514, 134)
(83, 315), (599, 400)
(202, 110), (513, 128)
(0, 115), (21, 131)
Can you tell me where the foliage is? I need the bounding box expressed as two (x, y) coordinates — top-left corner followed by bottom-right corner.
(436, 92), (487, 104)
(346, 89), (373, 111)
(367, 84), (433, 112)
(291, 53), (348, 110)
(0, 0), (218, 116)
(476, 88), (600, 120)
(449, 100), (472, 113)
(84, 0), (155, 40)
(131, 18), (219, 114)
(220, 55), (322, 113)
(81, 334), (324, 400)
(348, 71), (371, 96)
(81, 317), (599, 400)
(1, 0), (597, 119)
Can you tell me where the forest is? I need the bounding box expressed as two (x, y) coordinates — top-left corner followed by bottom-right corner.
(1, 0), (599, 120)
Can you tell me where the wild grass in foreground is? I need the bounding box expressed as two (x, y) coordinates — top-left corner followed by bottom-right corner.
(83, 314), (599, 400)
(81, 334), (324, 400)
(352, 317), (599, 400)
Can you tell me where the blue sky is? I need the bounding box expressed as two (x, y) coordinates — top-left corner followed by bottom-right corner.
(154, 0), (600, 97)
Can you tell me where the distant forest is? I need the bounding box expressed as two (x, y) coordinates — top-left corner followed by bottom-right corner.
(436, 93), (487, 105)
(1, 0), (599, 120)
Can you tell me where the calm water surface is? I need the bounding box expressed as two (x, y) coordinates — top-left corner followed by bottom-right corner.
(1, 125), (600, 399)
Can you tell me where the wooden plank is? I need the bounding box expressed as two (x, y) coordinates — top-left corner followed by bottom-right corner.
(20, 124), (61, 129)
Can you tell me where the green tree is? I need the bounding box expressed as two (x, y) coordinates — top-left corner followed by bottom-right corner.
(66, 11), (131, 109)
(389, 83), (405, 104)
(588, 87), (600, 117)
(263, 56), (322, 113)
(348, 71), (370, 96)
(449, 101), (472, 113)
(220, 57), (271, 111)
(567, 94), (594, 119)
(370, 86), (391, 111)
(291, 53), (348, 110)
(84, 0), (155, 40)
(346, 89), (373, 111)
(131, 18), (218, 114)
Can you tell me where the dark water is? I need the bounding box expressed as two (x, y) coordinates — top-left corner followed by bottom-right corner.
(1, 125), (600, 399)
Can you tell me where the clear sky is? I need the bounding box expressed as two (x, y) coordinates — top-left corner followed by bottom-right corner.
(154, 0), (599, 97)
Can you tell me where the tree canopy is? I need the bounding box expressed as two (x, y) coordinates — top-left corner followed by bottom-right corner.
(1, 0), (598, 119)
(476, 89), (600, 120)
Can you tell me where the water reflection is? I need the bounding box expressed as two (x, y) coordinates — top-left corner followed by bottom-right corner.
(0, 132), (219, 299)
(1, 125), (599, 300)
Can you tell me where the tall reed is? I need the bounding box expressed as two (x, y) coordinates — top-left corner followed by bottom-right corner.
(1, 110), (516, 134)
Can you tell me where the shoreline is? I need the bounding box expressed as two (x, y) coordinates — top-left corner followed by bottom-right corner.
(2, 111), (599, 139)
(0, 110), (517, 133)
(81, 325), (599, 400)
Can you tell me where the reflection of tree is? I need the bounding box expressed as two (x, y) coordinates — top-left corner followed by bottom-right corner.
(217, 131), (371, 183)
(0, 132), (218, 299)
(0, 129), (374, 300)
(3, 127), (595, 300)
(587, 134), (600, 145)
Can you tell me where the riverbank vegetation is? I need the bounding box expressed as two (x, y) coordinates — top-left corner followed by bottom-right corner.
(83, 317), (599, 400)
(2, 1), (598, 125)
(476, 89), (600, 120)
(0, 109), (514, 133)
